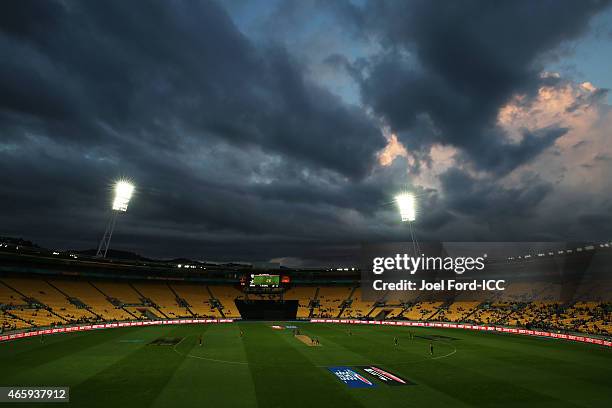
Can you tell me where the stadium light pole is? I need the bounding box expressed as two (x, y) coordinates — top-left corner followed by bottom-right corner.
(95, 180), (134, 258)
(395, 192), (420, 256)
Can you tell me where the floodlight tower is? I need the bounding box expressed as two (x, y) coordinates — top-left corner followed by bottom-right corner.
(96, 180), (134, 258)
(395, 192), (420, 256)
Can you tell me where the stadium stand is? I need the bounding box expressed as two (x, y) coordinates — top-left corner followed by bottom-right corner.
(339, 288), (374, 318)
(208, 285), (243, 318)
(93, 281), (141, 304)
(403, 301), (444, 321)
(283, 286), (317, 318)
(435, 301), (480, 322)
(0, 242), (612, 336)
(170, 283), (221, 318)
(0, 272), (610, 336)
(2, 278), (96, 324)
(131, 282), (192, 318)
(49, 280), (132, 321)
(312, 286), (353, 318)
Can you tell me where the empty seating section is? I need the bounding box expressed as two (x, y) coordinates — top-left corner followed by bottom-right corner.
(171, 283), (220, 318)
(1, 311), (29, 331)
(340, 289), (373, 318)
(132, 282), (191, 318)
(472, 306), (512, 325)
(438, 301), (480, 322)
(402, 302), (443, 320)
(94, 282), (141, 304)
(208, 286), (242, 318)
(1, 276), (610, 336)
(369, 306), (404, 319)
(284, 287), (316, 318)
(10, 309), (60, 327)
(1, 282), (57, 329)
(0, 283), (22, 306)
(390, 306), (412, 318)
(3, 278), (94, 322)
(313, 286), (352, 318)
(124, 306), (159, 319)
(511, 301), (556, 326)
(50, 280), (133, 321)
(566, 302), (612, 334)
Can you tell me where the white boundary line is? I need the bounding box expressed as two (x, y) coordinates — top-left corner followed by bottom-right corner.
(172, 334), (249, 365)
(172, 326), (458, 367)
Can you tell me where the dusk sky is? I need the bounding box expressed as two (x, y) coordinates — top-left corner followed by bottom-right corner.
(1, 0), (611, 265)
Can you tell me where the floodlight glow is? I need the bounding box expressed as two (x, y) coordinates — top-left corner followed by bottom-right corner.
(112, 181), (134, 212)
(395, 192), (416, 222)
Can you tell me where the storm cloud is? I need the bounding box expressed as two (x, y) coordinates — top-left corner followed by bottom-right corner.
(353, 0), (609, 174)
(1, 0), (611, 264)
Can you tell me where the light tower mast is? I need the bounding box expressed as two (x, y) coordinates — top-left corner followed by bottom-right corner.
(395, 192), (420, 256)
(96, 180), (134, 258)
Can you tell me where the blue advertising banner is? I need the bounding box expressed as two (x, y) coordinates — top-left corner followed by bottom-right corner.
(327, 366), (376, 388)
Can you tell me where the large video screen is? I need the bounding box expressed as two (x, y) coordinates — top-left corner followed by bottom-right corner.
(249, 274), (280, 287)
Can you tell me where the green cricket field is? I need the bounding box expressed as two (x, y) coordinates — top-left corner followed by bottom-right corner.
(1, 322), (610, 407)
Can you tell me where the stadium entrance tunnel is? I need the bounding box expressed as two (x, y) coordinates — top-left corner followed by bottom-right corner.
(234, 300), (298, 320)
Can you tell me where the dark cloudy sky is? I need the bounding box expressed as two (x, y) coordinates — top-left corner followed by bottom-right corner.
(1, 0), (612, 265)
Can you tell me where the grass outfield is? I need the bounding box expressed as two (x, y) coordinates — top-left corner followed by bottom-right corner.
(1, 322), (610, 407)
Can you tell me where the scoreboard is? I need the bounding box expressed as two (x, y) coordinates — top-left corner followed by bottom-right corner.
(249, 274), (280, 288)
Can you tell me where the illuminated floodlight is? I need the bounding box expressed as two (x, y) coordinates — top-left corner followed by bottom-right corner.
(395, 192), (416, 222)
(112, 181), (134, 212)
(96, 179), (135, 258)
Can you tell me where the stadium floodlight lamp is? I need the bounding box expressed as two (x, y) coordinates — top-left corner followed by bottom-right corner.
(96, 179), (135, 258)
(112, 181), (134, 212)
(395, 192), (416, 222)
